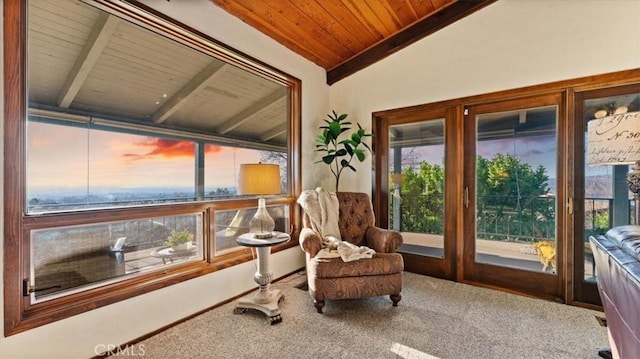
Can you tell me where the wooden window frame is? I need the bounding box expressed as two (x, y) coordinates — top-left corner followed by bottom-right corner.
(3, 0), (302, 336)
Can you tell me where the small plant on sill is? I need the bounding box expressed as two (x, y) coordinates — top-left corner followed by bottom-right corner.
(165, 229), (193, 250)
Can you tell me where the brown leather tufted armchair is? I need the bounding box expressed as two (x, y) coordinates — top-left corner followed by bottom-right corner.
(299, 192), (404, 313)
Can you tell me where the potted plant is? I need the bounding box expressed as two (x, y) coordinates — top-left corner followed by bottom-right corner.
(315, 110), (372, 191)
(164, 229), (193, 251)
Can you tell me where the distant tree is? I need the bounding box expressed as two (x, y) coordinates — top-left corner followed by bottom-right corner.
(477, 153), (552, 240)
(209, 187), (232, 197)
(395, 153), (553, 240)
(395, 162), (445, 234)
(477, 153), (550, 215)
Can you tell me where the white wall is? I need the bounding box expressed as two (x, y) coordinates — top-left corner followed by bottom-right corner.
(0, 1), (319, 358)
(330, 0), (640, 193)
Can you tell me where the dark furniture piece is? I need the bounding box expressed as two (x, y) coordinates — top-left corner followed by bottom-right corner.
(299, 192), (404, 313)
(590, 225), (640, 359)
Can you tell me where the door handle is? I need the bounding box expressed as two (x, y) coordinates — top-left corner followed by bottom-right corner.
(464, 186), (469, 209)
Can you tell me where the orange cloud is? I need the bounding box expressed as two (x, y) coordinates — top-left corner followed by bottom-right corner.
(205, 144), (223, 154)
(123, 138), (223, 160)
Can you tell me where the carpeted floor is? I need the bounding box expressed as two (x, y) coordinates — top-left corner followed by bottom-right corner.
(116, 272), (608, 359)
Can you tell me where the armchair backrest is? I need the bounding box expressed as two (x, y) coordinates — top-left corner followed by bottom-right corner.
(336, 192), (375, 246)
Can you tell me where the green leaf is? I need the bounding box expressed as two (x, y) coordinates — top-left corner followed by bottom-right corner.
(340, 126), (352, 133)
(329, 121), (341, 137)
(346, 164), (357, 172)
(345, 143), (354, 156)
(322, 155), (334, 164)
(335, 149), (347, 156)
(337, 113), (348, 121)
(351, 132), (361, 143)
(340, 159), (349, 167)
(355, 149), (365, 161)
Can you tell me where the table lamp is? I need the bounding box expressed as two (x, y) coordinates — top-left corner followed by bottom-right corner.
(238, 163), (281, 238)
(587, 110), (640, 224)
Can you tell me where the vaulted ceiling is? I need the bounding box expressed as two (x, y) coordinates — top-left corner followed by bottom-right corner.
(210, 0), (496, 84)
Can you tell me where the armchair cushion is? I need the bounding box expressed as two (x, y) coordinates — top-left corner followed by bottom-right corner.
(310, 253), (404, 278)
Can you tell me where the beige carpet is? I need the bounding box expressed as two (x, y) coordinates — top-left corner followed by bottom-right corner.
(114, 272), (608, 359)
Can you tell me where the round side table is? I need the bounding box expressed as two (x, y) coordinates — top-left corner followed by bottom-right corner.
(233, 232), (290, 324)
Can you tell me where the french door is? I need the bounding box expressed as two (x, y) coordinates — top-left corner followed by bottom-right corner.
(375, 106), (458, 279)
(373, 76), (639, 304)
(374, 92), (566, 300)
(462, 93), (565, 301)
(572, 84), (640, 306)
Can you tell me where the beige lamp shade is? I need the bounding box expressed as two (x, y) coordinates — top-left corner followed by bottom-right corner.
(238, 164), (281, 195)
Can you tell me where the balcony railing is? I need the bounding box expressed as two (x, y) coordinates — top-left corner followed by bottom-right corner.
(392, 194), (633, 243)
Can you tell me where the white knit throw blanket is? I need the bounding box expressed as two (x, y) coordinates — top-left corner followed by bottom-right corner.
(297, 188), (375, 262)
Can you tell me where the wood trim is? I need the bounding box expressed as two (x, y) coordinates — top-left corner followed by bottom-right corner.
(373, 69), (640, 121)
(4, 0), (301, 336)
(564, 88), (576, 304)
(447, 105), (463, 280)
(327, 0), (497, 85)
(3, 0), (27, 338)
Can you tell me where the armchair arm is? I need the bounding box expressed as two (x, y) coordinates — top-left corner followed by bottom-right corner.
(364, 226), (403, 253)
(299, 227), (323, 258)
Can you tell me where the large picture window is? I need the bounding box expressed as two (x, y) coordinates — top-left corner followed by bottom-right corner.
(4, 0), (300, 335)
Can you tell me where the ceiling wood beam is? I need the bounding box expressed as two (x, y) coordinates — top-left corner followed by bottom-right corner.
(152, 62), (227, 124)
(217, 90), (285, 134)
(260, 123), (286, 142)
(326, 0), (496, 85)
(57, 13), (120, 108)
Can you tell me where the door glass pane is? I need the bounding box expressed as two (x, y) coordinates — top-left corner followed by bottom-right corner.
(475, 106), (557, 273)
(583, 93), (640, 281)
(390, 119), (445, 258)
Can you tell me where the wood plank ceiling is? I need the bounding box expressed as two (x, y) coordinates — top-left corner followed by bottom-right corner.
(210, 0), (496, 84)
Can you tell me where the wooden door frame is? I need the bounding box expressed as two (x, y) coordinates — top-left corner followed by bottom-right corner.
(462, 92), (566, 302)
(373, 105), (459, 280)
(372, 68), (640, 305)
(571, 83), (640, 307)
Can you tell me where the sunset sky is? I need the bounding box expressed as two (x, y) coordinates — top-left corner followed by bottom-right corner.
(28, 122), (612, 196)
(415, 133), (613, 181)
(27, 122), (262, 191)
